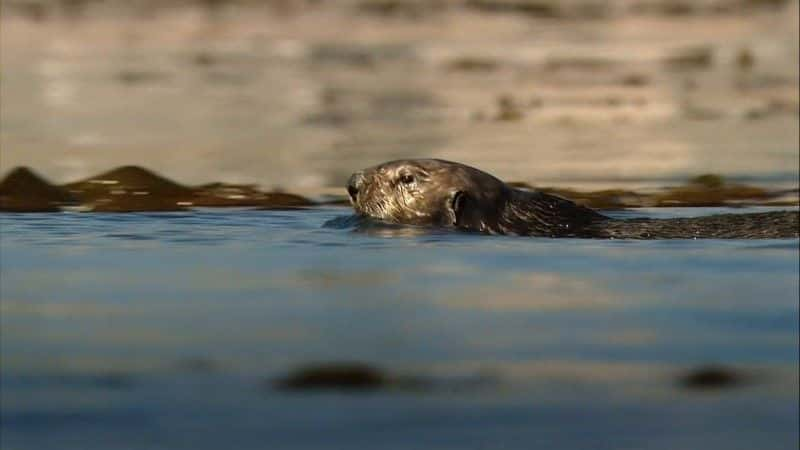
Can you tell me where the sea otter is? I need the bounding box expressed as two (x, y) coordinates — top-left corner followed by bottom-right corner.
(345, 159), (799, 239)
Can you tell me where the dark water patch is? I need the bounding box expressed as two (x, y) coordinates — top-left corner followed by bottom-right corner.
(165, 236), (229, 245)
(683, 309), (799, 335)
(272, 362), (500, 394)
(5, 372), (138, 391)
(323, 214), (465, 239)
(1, 408), (155, 431)
(322, 214), (371, 229)
(104, 233), (157, 241)
(173, 357), (221, 374)
(274, 363), (387, 392)
(255, 205), (313, 211)
(678, 366), (751, 391)
(733, 240), (800, 251)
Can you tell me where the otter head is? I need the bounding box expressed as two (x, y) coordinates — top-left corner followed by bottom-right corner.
(346, 159), (509, 230)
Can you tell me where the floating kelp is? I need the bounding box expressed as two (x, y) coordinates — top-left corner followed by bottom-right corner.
(61, 166), (314, 212)
(63, 166), (195, 212)
(507, 174), (793, 209)
(0, 167), (77, 212)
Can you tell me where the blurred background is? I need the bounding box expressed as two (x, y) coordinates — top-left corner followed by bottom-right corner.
(2, 3), (799, 450)
(1, 0), (798, 194)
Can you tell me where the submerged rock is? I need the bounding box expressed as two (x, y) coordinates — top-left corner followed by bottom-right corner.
(0, 167), (76, 212)
(274, 363), (388, 391)
(678, 366), (748, 390)
(272, 362), (499, 393)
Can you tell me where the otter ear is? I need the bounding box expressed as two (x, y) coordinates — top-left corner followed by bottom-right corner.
(448, 190), (469, 226)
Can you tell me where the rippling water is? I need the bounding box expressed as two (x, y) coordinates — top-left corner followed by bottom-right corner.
(1, 207), (798, 450)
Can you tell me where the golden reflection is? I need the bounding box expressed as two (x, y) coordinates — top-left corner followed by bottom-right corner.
(438, 272), (623, 311)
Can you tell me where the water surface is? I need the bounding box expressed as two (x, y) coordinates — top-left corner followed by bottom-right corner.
(1, 207), (798, 450)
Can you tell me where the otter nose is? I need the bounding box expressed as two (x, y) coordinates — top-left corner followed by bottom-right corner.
(347, 171), (364, 203)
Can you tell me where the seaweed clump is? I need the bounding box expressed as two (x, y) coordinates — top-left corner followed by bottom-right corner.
(0, 167), (76, 212)
(61, 166), (314, 212)
(507, 173), (785, 209)
(63, 165), (195, 212)
(654, 174), (769, 206)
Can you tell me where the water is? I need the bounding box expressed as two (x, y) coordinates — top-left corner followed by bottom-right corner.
(1, 207), (798, 450)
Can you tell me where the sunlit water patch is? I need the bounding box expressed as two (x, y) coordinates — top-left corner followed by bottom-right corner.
(1, 207), (798, 450)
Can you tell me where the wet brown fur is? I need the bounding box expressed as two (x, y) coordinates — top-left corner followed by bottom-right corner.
(347, 159), (799, 239)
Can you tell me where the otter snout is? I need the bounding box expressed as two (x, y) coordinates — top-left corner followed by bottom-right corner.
(347, 171), (365, 204)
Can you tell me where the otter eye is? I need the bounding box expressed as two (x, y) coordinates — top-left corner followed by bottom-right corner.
(399, 174), (415, 184)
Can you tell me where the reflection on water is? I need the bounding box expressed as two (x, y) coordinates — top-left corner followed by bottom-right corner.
(1, 207), (798, 449)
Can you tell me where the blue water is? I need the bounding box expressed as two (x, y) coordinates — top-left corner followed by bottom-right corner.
(1, 207), (798, 450)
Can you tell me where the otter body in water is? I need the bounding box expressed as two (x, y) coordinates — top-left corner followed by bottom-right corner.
(346, 159), (799, 239)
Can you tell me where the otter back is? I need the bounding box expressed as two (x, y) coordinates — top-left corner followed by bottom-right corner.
(591, 210), (800, 240)
(504, 190), (798, 239)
